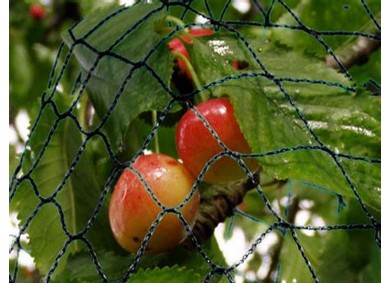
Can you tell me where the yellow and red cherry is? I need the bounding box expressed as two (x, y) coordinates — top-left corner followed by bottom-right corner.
(109, 153), (199, 254)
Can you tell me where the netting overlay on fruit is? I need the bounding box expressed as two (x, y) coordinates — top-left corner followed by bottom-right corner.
(9, 1), (380, 283)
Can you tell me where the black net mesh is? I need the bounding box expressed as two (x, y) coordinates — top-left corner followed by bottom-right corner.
(9, 1), (381, 282)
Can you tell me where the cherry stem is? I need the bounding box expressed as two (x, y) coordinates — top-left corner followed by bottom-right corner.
(152, 110), (160, 153)
(166, 15), (187, 30)
(171, 50), (208, 103)
(78, 93), (90, 139)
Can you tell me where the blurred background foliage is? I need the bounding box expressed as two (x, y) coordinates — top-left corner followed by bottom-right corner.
(10, 0), (109, 137)
(10, 0), (125, 196)
(10, 1), (124, 282)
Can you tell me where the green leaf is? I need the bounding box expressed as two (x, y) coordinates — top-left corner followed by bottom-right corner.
(271, 0), (380, 56)
(147, 235), (227, 274)
(9, 145), (19, 182)
(169, 0), (248, 24)
(62, 2), (174, 153)
(63, 251), (132, 282)
(232, 86), (379, 211)
(63, 235), (226, 282)
(189, 34), (380, 211)
(188, 33), (351, 96)
(127, 266), (202, 283)
(122, 117), (179, 159)
(10, 95), (118, 276)
(166, 0), (299, 27)
(349, 50), (381, 86)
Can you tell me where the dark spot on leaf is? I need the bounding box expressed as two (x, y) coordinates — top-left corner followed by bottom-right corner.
(232, 60), (249, 70)
(132, 237), (140, 242)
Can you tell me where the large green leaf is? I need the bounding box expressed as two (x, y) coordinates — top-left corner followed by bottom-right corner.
(127, 266), (202, 283)
(188, 34), (351, 96)
(62, 2), (174, 153)
(188, 34), (380, 211)
(9, 145), (19, 182)
(271, 0), (380, 57)
(229, 82), (380, 211)
(63, 235), (226, 282)
(10, 95), (118, 276)
(64, 263), (204, 283)
(166, 0), (300, 26)
(123, 117), (179, 159)
(349, 49), (381, 86)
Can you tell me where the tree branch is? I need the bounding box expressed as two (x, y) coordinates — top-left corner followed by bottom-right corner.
(325, 14), (380, 70)
(182, 172), (261, 247)
(264, 196), (300, 283)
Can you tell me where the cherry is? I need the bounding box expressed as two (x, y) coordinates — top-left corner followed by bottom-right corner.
(29, 3), (45, 20)
(109, 153), (199, 254)
(168, 28), (213, 79)
(176, 98), (258, 184)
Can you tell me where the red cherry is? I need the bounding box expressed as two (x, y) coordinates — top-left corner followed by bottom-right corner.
(109, 153), (199, 254)
(29, 3), (45, 20)
(168, 28), (213, 79)
(176, 98), (258, 184)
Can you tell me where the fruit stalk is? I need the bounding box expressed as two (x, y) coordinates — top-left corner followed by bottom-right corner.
(152, 110), (160, 153)
(171, 50), (207, 102)
(166, 15), (186, 29)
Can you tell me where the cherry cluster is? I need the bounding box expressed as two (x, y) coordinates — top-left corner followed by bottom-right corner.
(109, 28), (256, 254)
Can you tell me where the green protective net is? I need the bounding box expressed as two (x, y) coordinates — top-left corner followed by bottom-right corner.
(9, 1), (380, 282)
